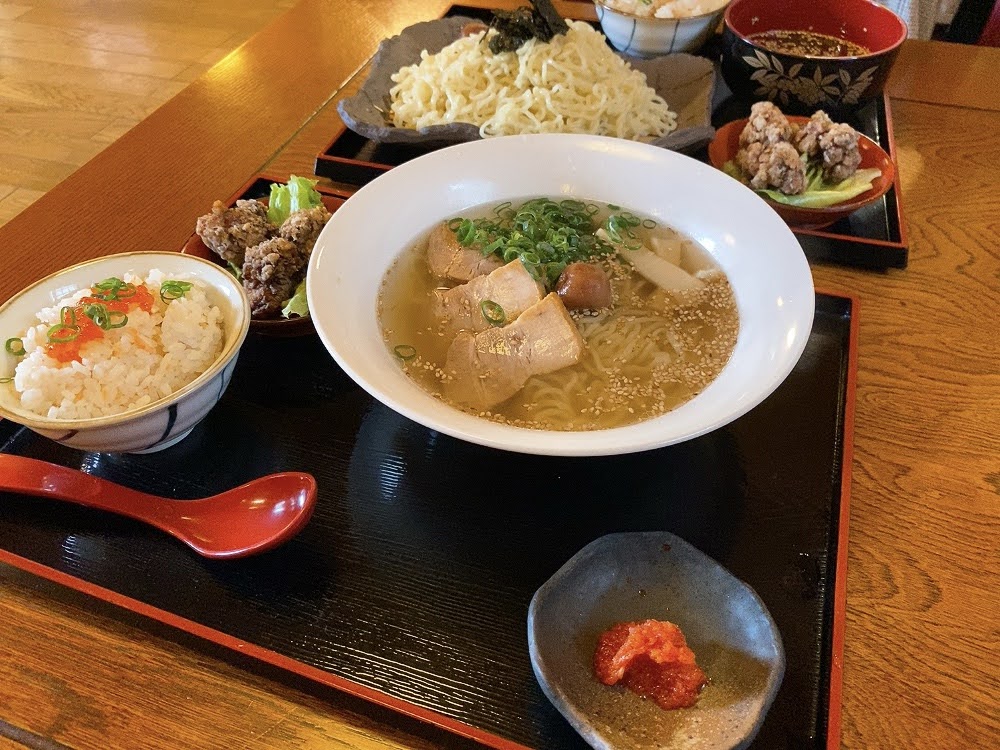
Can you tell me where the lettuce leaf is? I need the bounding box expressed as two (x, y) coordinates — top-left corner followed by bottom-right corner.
(281, 278), (309, 319)
(758, 168), (882, 208)
(723, 159), (881, 209)
(267, 175), (323, 226)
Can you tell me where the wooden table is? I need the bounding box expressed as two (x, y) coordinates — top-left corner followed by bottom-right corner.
(1, 2), (998, 748)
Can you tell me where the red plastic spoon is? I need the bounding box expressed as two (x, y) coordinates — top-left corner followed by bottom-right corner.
(0, 455), (317, 559)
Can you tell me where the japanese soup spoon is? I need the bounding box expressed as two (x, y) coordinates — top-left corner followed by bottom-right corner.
(0, 455), (317, 559)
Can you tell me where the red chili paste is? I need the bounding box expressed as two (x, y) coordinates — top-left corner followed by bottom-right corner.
(593, 619), (707, 710)
(46, 284), (154, 363)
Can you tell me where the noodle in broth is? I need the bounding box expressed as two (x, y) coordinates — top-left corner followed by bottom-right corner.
(378, 200), (739, 431)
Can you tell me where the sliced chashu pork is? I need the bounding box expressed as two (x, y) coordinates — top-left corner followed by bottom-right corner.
(434, 260), (544, 337)
(444, 293), (586, 411)
(426, 222), (504, 283)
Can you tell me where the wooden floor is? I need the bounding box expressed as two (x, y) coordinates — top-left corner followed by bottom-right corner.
(0, 0), (296, 228)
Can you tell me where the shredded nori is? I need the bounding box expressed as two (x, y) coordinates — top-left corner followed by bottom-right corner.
(487, 0), (569, 54)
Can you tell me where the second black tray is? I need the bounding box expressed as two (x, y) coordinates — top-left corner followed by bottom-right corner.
(314, 4), (907, 270)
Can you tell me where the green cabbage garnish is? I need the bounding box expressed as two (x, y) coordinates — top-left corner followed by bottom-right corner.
(267, 175), (323, 226)
(724, 159), (881, 209)
(281, 278), (309, 319)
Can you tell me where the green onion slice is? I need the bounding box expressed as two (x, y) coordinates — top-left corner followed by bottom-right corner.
(81, 302), (127, 330)
(5, 338), (26, 356)
(455, 219), (477, 246)
(60, 306), (76, 327)
(160, 280), (193, 302)
(480, 300), (506, 327)
(393, 344), (417, 361)
(92, 277), (127, 301)
(83, 303), (109, 329)
(0, 377), (12, 384)
(115, 283), (137, 299)
(47, 324), (80, 344)
(93, 277), (123, 291)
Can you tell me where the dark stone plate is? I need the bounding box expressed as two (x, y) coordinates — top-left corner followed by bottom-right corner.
(337, 17), (717, 152)
(528, 531), (785, 750)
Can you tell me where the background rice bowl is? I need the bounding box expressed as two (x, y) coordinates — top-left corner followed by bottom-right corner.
(307, 134), (815, 456)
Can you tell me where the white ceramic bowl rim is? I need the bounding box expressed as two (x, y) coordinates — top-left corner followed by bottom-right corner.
(0, 251), (250, 430)
(307, 133), (814, 457)
(595, 0), (731, 23)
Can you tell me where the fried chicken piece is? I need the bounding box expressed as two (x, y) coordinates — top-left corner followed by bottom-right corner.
(195, 199), (273, 266)
(738, 101), (793, 149)
(747, 142), (807, 195)
(279, 205), (331, 255)
(735, 141), (766, 179)
(735, 102), (799, 188)
(242, 237), (310, 318)
(792, 110), (835, 158)
(818, 123), (862, 183)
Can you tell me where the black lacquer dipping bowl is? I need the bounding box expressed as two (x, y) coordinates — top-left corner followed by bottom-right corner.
(721, 0), (907, 115)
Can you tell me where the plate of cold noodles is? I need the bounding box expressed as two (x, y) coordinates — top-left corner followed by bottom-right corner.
(336, 9), (717, 154)
(306, 134), (814, 456)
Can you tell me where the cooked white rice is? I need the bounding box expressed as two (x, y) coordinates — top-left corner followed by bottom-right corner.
(10, 269), (224, 420)
(602, 0), (729, 19)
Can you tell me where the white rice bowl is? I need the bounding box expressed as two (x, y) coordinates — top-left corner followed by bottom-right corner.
(599, 0), (729, 19)
(595, 0), (731, 56)
(0, 252), (250, 453)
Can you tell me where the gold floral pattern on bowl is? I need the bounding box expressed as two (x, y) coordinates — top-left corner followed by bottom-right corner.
(743, 50), (879, 108)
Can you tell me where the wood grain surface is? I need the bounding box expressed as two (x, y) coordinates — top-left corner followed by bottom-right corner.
(1, 1), (998, 749)
(0, 0), (297, 225)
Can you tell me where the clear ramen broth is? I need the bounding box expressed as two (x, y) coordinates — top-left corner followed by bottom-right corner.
(378, 199), (739, 431)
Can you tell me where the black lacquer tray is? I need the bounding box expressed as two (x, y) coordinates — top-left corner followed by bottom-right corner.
(0, 292), (856, 750)
(314, 4), (907, 271)
(709, 84), (907, 270)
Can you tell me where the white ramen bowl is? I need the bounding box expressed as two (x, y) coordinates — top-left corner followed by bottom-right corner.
(307, 134), (813, 457)
(0, 252), (250, 454)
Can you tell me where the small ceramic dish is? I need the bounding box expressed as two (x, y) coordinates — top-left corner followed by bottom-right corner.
(528, 532), (784, 750)
(594, 0), (731, 58)
(0, 252), (250, 454)
(708, 116), (896, 229)
(181, 189), (345, 338)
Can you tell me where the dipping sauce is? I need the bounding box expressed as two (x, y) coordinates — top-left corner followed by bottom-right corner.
(749, 29), (870, 57)
(594, 619), (707, 710)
